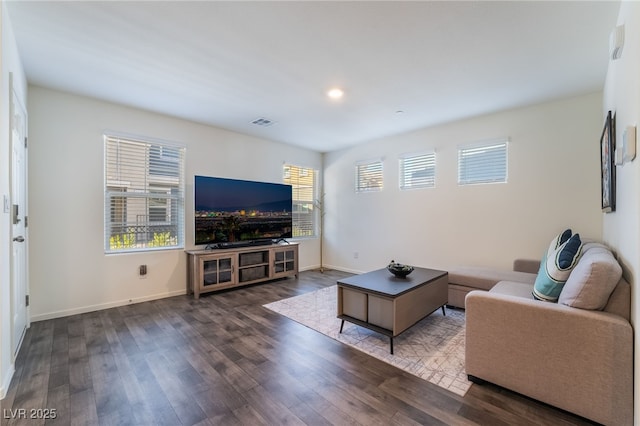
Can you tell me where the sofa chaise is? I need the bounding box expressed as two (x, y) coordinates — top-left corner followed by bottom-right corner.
(451, 238), (633, 426)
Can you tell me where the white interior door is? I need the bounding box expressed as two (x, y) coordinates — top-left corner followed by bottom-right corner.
(11, 83), (28, 357)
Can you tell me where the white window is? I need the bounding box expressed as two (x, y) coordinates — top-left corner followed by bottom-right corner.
(399, 152), (436, 190)
(355, 159), (383, 192)
(104, 134), (185, 253)
(283, 164), (318, 238)
(458, 140), (508, 185)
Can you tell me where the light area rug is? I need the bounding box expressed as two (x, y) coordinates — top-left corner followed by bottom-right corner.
(264, 285), (471, 396)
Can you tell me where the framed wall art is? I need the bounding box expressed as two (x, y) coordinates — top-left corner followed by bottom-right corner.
(600, 110), (615, 213)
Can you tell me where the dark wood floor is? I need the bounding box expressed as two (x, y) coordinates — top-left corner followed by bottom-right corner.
(2, 270), (596, 426)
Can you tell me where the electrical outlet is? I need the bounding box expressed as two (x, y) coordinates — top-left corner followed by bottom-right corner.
(353, 251), (359, 259)
(139, 264), (147, 278)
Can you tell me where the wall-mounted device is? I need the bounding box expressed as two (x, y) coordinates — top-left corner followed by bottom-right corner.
(615, 125), (636, 166)
(623, 125), (636, 163)
(610, 24), (625, 60)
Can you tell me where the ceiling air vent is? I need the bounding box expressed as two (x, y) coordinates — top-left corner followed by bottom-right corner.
(251, 117), (276, 127)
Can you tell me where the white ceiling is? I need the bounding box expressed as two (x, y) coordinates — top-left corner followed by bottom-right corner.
(6, 1), (620, 153)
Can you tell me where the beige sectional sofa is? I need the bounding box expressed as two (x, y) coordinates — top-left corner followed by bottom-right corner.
(452, 242), (633, 426)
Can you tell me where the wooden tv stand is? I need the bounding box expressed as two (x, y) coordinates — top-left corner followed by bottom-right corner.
(186, 243), (298, 298)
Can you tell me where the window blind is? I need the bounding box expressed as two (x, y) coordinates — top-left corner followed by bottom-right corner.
(399, 152), (436, 190)
(458, 140), (508, 185)
(283, 164), (317, 238)
(355, 160), (383, 192)
(104, 135), (185, 252)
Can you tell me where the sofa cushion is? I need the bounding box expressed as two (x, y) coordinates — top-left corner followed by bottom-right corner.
(533, 233), (583, 302)
(449, 267), (536, 291)
(558, 243), (622, 310)
(490, 280), (536, 300)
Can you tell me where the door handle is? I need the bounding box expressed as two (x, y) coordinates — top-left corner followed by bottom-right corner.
(13, 236), (24, 242)
(12, 204), (20, 225)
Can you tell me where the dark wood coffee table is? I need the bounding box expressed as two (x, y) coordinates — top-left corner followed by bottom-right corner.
(337, 267), (448, 354)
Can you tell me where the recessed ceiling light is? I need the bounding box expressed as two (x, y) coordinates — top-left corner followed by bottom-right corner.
(327, 88), (344, 100)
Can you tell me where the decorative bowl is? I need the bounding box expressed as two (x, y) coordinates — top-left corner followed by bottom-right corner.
(387, 260), (414, 278)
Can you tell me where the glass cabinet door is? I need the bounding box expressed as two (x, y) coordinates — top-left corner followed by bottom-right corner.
(273, 248), (296, 275)
(202, 256), (234, 287)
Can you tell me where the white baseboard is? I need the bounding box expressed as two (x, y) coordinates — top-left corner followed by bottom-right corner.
(0, 363), (15, 400)
(299, 265), (364, 274)
(299, 264), (323, 272)
(30, 289), (187, 322)
(321, 264), (364, 274)
(30, 266), (359, 322)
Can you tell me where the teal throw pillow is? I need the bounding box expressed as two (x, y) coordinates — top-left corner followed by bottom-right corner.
(533, 233), (583, 302)
(536, 228), (572, 280)
(546, 228), (572, 254)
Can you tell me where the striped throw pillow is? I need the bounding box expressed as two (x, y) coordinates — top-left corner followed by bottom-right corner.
(533, 233), (583, 302)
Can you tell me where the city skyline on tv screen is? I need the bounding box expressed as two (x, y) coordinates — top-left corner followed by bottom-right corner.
(194, 175), (293, 245)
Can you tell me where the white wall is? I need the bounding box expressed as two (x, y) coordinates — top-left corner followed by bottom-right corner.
(27, 86), (322, 321)
(602, 1), (640, 422)
(323, 93), (603, 273)
(0, 2), (28, 399)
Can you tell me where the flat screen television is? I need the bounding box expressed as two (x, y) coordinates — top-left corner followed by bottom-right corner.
(194, 175), (293, 246)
